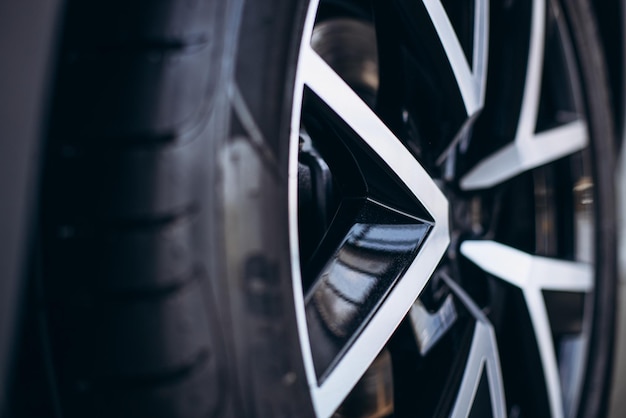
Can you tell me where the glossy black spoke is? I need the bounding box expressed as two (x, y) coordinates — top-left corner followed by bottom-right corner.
(305, 198), (432, 380)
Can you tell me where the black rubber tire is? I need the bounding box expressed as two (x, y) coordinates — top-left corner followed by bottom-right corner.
(562, 0), (618, 416)
(37, 0), (616, 418)
(40, 0), (315, 417)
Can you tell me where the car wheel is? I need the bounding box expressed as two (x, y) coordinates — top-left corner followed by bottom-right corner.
(38, 0), (616, 417)
(289, 0), (616, 417)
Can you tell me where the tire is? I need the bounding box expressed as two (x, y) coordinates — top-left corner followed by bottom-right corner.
(34, 0), (616, 417)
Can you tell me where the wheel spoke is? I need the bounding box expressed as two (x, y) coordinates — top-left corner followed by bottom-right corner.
(301, 46), (445, 220)
(524, 288), (565, 418)
(517, 0), (547, 142)
(461, 120), (587, 190)
(422, 0), (489, 116)
(460, 0), (588, 190)
(460, 240), (592, 292)
(460, 240), (593, 418)
(295, 45), (451, 418)
(441, 274), (507, 418)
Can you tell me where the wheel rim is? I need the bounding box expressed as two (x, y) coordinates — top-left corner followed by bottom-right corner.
(288, 1), (598, 417)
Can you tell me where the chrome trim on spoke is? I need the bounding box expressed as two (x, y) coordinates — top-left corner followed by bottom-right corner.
(460, 240), (593, 418)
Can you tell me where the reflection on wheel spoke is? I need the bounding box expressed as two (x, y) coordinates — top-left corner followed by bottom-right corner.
(305, 200), (432, 379)
(460, 240), (593, 418)
(410, 295), (457, 356)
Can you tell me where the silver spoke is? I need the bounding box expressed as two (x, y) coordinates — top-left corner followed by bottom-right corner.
(300, 46), (446, 215)
(460, 240), (592, 292)
(294, 44), (450, 418)
(461, 120), (587, 190)
(525, 287), (564, 418)
(442, 274), (507, 418)
(422, 0), (489, 116)
(517, 0), (546, 141)
(460, 0), (588, 190)
(461, 240), (593, 418)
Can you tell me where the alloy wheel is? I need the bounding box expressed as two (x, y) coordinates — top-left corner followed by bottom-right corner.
(289, 1), (609, 417)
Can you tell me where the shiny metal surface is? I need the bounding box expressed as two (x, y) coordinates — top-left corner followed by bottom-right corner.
(305, 199), (432, 379)
(409, 295), (457, 355)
